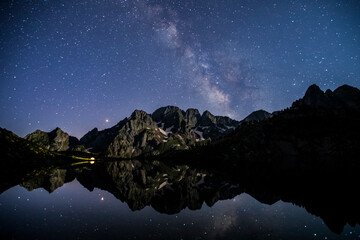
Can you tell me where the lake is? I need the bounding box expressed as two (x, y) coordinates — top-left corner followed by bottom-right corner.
(0, 160), (359, 240)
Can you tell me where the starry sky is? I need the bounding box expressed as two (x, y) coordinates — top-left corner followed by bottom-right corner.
(1, 0), (359, 138)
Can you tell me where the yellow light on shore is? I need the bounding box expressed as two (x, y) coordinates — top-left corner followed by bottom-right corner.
(90, 157), (95, 160)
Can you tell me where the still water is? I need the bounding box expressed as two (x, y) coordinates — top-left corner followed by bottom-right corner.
(0, 160), (359, 240)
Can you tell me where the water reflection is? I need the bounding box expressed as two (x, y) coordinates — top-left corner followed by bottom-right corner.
(18, 160), (243, 214)
(0, 160), (359, 239)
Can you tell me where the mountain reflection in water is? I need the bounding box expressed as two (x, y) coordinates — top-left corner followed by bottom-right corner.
(0, 160), (359, 240)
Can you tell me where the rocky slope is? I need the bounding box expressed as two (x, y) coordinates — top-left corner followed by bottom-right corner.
(80, 106), (239, 158)
(25, 127), (80, 152)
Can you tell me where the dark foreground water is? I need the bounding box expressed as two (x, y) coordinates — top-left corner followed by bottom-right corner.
(0, 160), (359, 240)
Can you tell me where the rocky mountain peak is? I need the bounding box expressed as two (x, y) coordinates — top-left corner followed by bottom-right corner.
(184, 108), (201, 128)
(53, 127), (62, 132)
(334, 84), (359, 94)
(185, 108), (200, 114)
(153, 105), (184, 116)
(241, 110), (272, 123)
(25, 130), (48, 145)
(50, 127), (67, 138)
(131, 110), (151, 120)
(25, 127), (79, 152)
(200, 111), (216, 126)
(325, 89), (333, 95)
(164, 105), (183, 114)
(80, 128), (98, 144)
(127, 110), (156, 131)
(333, 84), (360, 110)
(90, 127), (99, 134)
(152, 106), (185, 131)
(305, 84), (322, 94)
(152, 106), (184, 118)
(302, 84), (328, 107)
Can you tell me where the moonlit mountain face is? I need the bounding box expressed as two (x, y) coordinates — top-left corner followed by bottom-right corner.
(0, 0), (359, 138)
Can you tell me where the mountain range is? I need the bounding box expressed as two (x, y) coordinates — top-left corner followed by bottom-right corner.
(24, 106), (243, 158)
(2, 83), (360, 163)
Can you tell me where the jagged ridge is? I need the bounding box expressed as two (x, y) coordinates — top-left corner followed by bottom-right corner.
(292, 84), (360, 110)
(80, 106), (239, 158)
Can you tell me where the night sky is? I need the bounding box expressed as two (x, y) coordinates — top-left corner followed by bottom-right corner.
(1, 0), (359, 138)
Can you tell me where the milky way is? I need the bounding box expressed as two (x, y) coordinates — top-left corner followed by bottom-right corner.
(1, 0), (359, 138)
